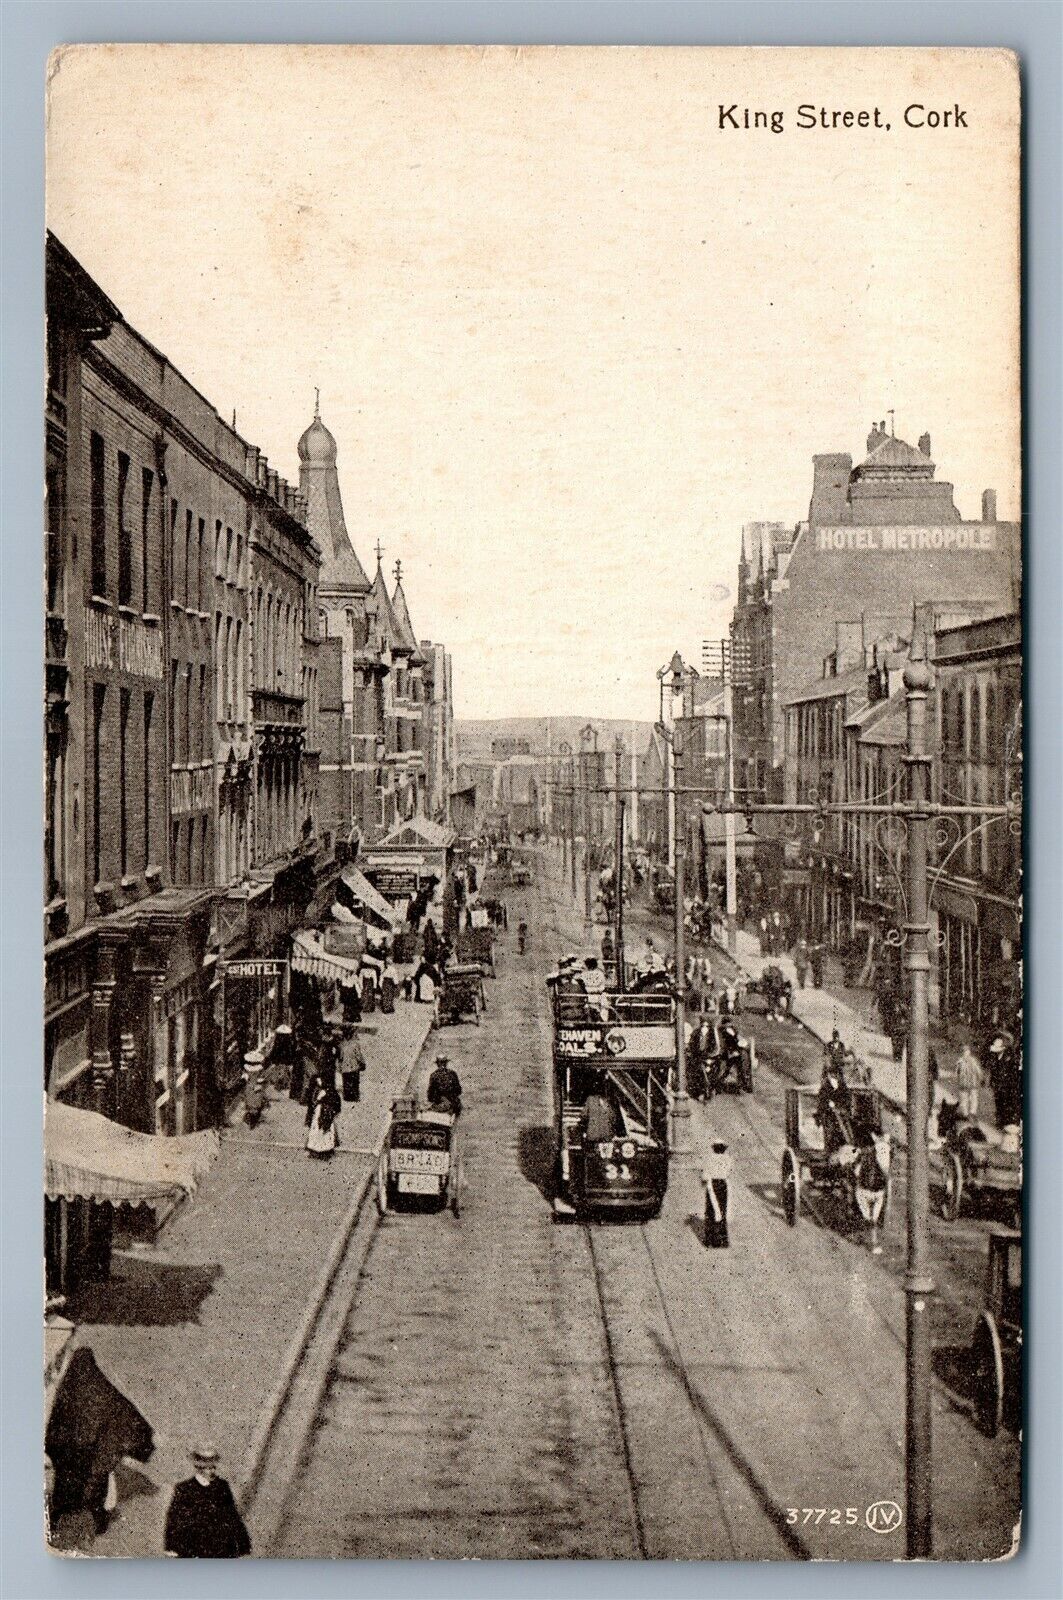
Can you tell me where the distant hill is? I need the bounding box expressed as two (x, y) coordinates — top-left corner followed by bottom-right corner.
(455, 716), (655, 761)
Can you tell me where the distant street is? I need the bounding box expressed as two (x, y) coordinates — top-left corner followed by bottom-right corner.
(272, 854), (1019, 1561)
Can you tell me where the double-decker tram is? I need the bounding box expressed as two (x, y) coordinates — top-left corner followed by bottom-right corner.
(549, 978), (674, 1220)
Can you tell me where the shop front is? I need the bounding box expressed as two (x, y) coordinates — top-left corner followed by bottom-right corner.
(45, 1099), (219, 1296)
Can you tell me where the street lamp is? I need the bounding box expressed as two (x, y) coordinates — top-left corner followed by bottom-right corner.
(657, 651), (696, 1158)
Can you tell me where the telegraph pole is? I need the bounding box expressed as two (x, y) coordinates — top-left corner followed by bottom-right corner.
(903, 641), (934, 1559)
(723, 660), (738, 956)
(670, 728), (691, 1156)
(614, 736), (626, 988)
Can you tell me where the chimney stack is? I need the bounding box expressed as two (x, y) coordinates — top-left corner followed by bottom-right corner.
(982, 488), (998, 523)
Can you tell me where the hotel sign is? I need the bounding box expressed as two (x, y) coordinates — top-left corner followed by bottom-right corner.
(815, 525), (996, 553)
(85, 607), (164, 678)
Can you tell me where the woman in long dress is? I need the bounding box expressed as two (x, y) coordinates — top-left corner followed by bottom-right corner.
(305, 1076), (341, 1159)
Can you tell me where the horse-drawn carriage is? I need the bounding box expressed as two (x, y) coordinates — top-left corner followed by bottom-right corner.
(968, 1226), (1021, 1437)
(781, 1083), (892, 1237)
(376, 1095), (464, 1216)
(690, 1020), (756, 1098)
(455, 925), (496, 977)
(936, 1101), (1022, 1222)
(742, 963), (793, 1020)
(434, 962), (487, 1027)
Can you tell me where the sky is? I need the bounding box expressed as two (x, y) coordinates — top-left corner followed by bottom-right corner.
(47, 45), (1020, 721)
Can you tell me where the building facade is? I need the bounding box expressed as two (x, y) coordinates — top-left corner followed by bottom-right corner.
(45, 237), (328, 1290)
(731, 425), (1020, 802)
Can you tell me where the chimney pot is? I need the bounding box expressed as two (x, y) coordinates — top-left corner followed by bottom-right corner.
(982, 488), (997, 523)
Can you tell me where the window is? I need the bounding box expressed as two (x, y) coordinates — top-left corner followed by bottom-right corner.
(117, 452), (132, 605)
(92, 683), (105, 885)
(90, 432), (106, 597)
(141, 467), (153, 611)
(969, 684), (982, 764)
(226, 527), (234, 583)
(143, 692), (154, 870)
(215, 520), (223, 579)
(200, 815), (209, 886)
(45, 718), (65, 903)
(171, 820), (180, 883)
(184, 511), (194, 609)
(199, 665), (207, 758)
(184, 668), (192, 765)
(234, 619), (243, 714)
(119, 689), (130, 878)
(45, 463), (63, 615)
(197, 518), (206, 610)
(170, 659), (179, 769)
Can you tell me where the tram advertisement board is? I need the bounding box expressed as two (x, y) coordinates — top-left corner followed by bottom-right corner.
(555, 1023), (675, 1061)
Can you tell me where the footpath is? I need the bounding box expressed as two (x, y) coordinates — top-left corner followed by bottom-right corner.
(710, 924), (908, 1110)
(58, 999), (434, 1558)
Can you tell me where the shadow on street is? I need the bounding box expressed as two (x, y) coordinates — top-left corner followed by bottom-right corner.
(67, 1257), (222, 1326)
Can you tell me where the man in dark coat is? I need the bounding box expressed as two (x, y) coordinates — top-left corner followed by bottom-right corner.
(426, 1056), (463, 1116)
(164, 1443), (251, 1558)
(46, 1345), (154, 1542)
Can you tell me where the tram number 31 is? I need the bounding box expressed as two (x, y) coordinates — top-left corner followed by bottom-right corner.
(602, 1162), (632, 1183)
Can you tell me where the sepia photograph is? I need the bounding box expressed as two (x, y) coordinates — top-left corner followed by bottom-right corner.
(41, 43), (1022, 1563)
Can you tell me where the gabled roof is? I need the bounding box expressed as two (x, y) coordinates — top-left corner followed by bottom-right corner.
(857, 700), (908, 746)
(379, 815), (457, 849)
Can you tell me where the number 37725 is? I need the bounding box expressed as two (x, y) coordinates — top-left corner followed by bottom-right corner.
(786, 1508), (859, 1526)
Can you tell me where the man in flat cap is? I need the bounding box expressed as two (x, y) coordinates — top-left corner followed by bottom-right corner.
(164, 1443), (251, 1558)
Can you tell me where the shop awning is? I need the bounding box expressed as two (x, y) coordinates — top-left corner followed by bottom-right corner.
(45, 1100), (219, 1211)
(291, 930), (361, 983)
(340, 866), (400, 928)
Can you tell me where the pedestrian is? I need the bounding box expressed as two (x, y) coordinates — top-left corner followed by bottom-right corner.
(305, 1074), (342, 1159)
(956, 1042), (983, 1119)
(793, 937), (810, 990)
(758, 915), (769, 955)
(341, 976), (363, 1024)
(46, 1345), (155, 1547)
(701, 1138), (732, 1248)
(164, 1443), (251, 1559)
(340, 1030), (368, 1103)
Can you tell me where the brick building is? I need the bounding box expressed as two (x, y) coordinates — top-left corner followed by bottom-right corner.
(782, 608), (1022, 1026)
(731, 425), (1020, 802)
(932, 613), (1022, 1028)
(44, 237), (325, 1289)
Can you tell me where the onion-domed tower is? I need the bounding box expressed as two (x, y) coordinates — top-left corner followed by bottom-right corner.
(297, 393), (371, 594)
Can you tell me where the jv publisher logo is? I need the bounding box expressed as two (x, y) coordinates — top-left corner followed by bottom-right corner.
(866, 1500), (903, 1535)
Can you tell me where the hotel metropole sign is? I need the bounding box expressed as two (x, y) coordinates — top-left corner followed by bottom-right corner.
(814, 525), (997, 553)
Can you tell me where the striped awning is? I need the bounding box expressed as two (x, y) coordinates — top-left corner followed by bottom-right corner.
(340, 866), (400, 927)
(291, 930), (361, 983)
(44, 1100), (219, 1210)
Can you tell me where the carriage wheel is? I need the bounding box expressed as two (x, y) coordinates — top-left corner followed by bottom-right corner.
(741, 1044), (755, 1094)
(941, 1151), (964, 1221)
(782, 1148), (800, 1226)
(375, 1154), (389, 1216)
(450, 1158), (464, 1217)
(972, 1312), (1005, 1437)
